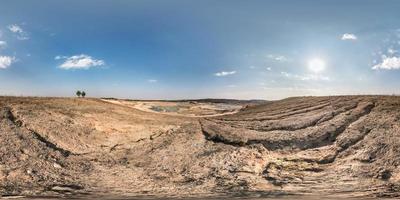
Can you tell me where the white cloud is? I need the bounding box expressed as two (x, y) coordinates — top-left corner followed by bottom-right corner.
(54, 55), (67, 60)
(0, 56), (15, 69)
(148, 79), (158, 83)
(214, 70), (236, 77)
(8, 24), (29, 40)
(57, 54), (105, 70)
(0, 41), (6, 49)
(281, 71), (330, 81)
(266, 67), (272, 71)
(8, 25), (23, 33)
(267, 54), (287, 62)
(372, 56), (400, 70)
(388, 48), (397, 55)
(341, 33), (357, 40)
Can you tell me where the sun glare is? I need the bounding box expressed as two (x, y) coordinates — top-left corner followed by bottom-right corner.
(308, 58), (326, 73)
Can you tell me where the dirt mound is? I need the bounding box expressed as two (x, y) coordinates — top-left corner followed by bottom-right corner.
(0, 106), (89, 196)
(0, 96), (399, 198)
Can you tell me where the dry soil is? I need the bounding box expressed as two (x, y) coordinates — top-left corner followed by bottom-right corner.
(0, 96), (399, 199)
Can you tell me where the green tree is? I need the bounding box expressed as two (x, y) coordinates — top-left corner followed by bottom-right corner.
(81, 91), (86, 98)
(76, 90), (82, 97)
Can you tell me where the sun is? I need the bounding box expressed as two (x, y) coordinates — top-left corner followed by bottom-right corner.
(308, 58), (326, 73)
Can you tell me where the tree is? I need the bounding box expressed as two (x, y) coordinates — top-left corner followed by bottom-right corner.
(76, 90), (82, 97)
(81, 91), (86, 98)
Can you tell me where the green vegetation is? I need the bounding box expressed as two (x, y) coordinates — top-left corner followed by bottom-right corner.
(150, 106), (179, 113)
(76, 90), (82, 97)
(76, 90), (86, 98)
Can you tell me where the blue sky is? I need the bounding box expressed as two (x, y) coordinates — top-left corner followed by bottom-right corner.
(0, 0), (400, 100)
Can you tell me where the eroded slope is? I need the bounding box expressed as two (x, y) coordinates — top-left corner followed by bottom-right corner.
(201, 96), (400, 197)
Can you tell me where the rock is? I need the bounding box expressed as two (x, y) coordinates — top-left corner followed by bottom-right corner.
(53, 163), (62, 169)
(51, 186), (74, 192)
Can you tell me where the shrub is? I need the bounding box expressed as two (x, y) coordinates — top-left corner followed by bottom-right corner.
(76, 90), (82, 97)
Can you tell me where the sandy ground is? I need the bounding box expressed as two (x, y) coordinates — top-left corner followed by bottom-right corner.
(0, 96), (399, 198)
(101, 99), (243, 117)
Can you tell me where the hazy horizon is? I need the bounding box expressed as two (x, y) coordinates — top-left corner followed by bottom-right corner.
(1, 0), (400, 100)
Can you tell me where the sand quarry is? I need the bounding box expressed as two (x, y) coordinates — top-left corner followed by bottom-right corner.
(0, 96), (400, 199)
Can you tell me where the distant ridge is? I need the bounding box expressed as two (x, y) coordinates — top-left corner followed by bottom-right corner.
(101, 97), (268, 105)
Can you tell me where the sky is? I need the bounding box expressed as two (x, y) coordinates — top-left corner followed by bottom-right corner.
(0, 0), (400, 100)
